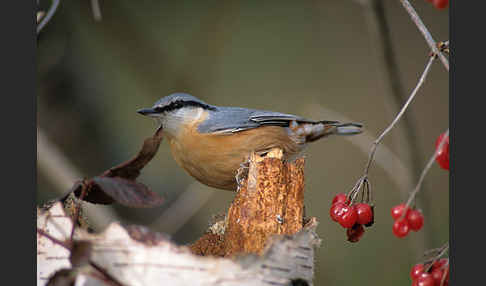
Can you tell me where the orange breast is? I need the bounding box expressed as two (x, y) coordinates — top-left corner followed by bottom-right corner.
(167, 116), (303, 190)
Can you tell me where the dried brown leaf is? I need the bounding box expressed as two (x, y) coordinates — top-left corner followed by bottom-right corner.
(71, 127), (165, 207)
(102, 126), (164, 180)
(90, 176), (164, 208)
(72, 180), (114, 205)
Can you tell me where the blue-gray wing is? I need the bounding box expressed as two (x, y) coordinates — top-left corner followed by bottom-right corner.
(197, 107), (337, 134)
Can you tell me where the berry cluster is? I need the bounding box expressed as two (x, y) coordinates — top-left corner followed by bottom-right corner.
(391, 204), (424, 238)
(410, 258), (449, 286)
(425, 0), (449, 10)
(435, 132), (449, 170)
(330, 193), (374, 242)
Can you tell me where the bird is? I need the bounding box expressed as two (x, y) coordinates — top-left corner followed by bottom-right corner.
(137, 93), (363, 191)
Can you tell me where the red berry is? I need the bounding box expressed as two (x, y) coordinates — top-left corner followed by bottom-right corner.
(392, 218), (410, 238)
(355, 203), (373, 225)
(330, 202), (347, 222)
(391, 204), (409, 220)
(416, 273), (435, 286)
(407, 209), (424, 231)
(435, 132), (449, 170)
(337, 205), (358, 228)
(346, 223), (365, 242)
(363, 205), (375, 227)
(432, 258), (448, 270)
(431, 267), (447, 285)
(433, 0), (449, 9)
(332, 193), (348, 205)
(410, 264), (425, 281)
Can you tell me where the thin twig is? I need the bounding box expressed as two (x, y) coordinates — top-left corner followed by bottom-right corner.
(357, 0), (426, 202)
(440, 260), (449, 286)
(70, 182), (87, 240)
(39, 227), (125, 285)
(37, 228), (72, 250)
(304, 104), (415, 200)
(424, 242), (449, 272)
(363, 55), (437, 175)
(403, 129), (449, 213)
(37, 0), (60, 34)
(398, 0), (449, 71)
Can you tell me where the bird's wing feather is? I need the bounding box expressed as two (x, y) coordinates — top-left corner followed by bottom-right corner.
(197, 107), (336, 134)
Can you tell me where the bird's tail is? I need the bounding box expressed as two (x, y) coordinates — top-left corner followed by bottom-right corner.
(332, 122), (363, 136)
(304, 121), (363, 142)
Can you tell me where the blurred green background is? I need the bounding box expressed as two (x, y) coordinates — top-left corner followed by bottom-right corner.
(36, 1), (448, 285)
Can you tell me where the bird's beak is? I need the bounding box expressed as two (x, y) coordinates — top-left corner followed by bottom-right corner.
(137, 108), (158, 116)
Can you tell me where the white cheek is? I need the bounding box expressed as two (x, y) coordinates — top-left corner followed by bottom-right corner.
(162, 108), (203, 137)
(161, 117), (180, 136)
(194, 107), (205, 121)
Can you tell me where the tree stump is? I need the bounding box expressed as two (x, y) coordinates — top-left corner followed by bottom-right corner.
(190, 149), (307, 257)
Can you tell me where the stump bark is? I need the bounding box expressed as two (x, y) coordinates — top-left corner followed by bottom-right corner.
(190, 149), (306, 257)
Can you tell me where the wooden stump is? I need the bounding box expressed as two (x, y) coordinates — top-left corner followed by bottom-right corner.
(190, 149), (306, 257)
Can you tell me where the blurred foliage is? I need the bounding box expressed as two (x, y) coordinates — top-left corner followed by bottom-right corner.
(36, 0), (448, 285)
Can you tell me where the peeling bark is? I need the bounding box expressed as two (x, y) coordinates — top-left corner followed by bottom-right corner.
(223, 151), (306, 256)
(188, 150), (307, 257)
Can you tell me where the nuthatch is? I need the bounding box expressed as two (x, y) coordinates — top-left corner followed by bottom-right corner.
(137, 93), (363, 191)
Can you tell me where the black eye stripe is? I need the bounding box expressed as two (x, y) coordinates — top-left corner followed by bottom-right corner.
(155, 100), (216, 113)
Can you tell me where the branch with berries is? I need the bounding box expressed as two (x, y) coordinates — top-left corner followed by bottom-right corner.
(330, 0), (449, 247)
(329, 53), (441, 241)
(330, 0), (450, 283)
(410, 243), (450, 286)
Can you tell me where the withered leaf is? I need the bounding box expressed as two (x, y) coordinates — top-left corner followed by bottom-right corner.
(72, 127), (165, 207)
(72, 180), (115, 205)
(102, 126), (164, 180)
(90, 176), (165, 208)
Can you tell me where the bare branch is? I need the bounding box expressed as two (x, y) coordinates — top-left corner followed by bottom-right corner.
(303, 104), (414, 195)
(356, 0), (427, 201)
(37, 228), (72, 250)
(403, 129), (449, 212)
(424, 242), (449, 272)
(363, 55), (437, 175)
(398, 0), (449, 71)
(37, 0), (60, 34)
